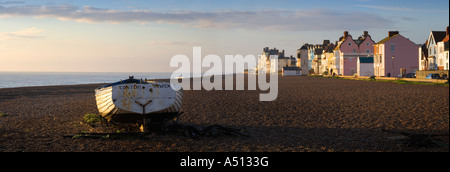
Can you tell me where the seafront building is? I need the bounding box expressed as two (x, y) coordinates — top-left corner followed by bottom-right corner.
(373, 31), (420, 77)
(307, 45), (315, 71)
(436, 27), (449, 70)
(312, 45), (323, 74)
(266, 27), (448, 79)
(258, 47), (296, 73)
(419, 42), (430, 71)
(308, 40), (334, 75)
(417, 26), (449, 79)
(297, 44), (310, 75)
(321, 42), (335, 75)
(425, 29), (447, 70)
(333, 31), (375, 76)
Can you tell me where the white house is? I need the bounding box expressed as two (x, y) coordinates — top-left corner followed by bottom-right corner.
(419, 43), (429, 71)
(297, 44), (310, 75)
(437, 26), (449, 70)
(426, 30), (447, 70)
(258, 47), (294, 73)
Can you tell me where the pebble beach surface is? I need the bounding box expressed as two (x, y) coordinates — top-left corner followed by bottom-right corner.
(0, 75), (448, 152)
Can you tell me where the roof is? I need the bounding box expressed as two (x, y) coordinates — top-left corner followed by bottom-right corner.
(334, 35), (351, 51)
(324, 43), (335, 53)
(376, 34), (399, 44)
(314, 49), (323, 55)
(334, 32), (372, 51)
(442, 35), (449, 43)
(300, 45), (308, 50)
(431, 31), (447, 42)
(334, 37), (348, 51)
(358, 57), (374, 63)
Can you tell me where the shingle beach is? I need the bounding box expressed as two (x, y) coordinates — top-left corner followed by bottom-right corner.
(0, 75), (448, 152)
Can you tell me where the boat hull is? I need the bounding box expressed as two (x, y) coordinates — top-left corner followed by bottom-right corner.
(95, 81), (183, 122)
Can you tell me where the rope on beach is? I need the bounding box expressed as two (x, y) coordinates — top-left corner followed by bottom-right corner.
(178, 124), (250, 139)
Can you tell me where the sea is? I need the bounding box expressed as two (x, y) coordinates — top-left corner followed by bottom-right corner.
(0, 72), (174, 89)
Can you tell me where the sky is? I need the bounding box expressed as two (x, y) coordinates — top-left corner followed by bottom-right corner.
(0, 0), (449, 72)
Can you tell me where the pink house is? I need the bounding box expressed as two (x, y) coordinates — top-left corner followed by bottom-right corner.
(374, 31), (420, 77)
(333, 31), (375, 76)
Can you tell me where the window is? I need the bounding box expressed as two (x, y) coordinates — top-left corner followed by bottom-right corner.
(353, 49), (356, 53)
(377, 55), (383, 64)
(366, 49), (370, 54)
(366, 43), (370, 46)
(348, 42), (352, 46)
(391, 44), (395, 53)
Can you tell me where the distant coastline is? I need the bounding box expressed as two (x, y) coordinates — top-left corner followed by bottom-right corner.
(0, 71), (173, 89)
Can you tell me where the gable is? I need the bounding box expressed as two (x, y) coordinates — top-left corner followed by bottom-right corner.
(428, 31), (446, 48)
(359, 36), (376, 50)
(384, 34), (417, 47)
(362, 35), (376, 44)
(339, 35), (359, 52)
(428, 33), (436, 47)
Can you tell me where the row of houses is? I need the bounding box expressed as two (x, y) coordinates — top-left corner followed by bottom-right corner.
(419, 27), (450, 71)
(257, 26), (449, 78)
(300, 30), (421, 78)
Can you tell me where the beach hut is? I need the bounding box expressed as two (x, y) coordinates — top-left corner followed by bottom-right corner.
(357, 57), (374, 77)
(282, 67), (302, 76)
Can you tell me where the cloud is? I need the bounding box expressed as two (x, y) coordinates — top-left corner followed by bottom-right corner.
(355, 5), (413, 11)
(0, 27), (45, 40)
(0, 1), (24, 5)
(391, 16), (418, 22)
(0, 4), (394, 31)
(355, 4), (449, 13)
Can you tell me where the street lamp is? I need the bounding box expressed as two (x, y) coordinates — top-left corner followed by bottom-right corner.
(392, 56), (395, 78)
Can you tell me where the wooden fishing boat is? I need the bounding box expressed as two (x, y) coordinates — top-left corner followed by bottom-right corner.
(95, 76), (183, 125)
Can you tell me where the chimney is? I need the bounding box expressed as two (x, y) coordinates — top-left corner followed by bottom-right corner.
(446, 26), (449, 36)
(389, 31), (399, 38)
(344, 31), (349, 38)
(364, 31), (369, 37)
(323, 40), (330, 46)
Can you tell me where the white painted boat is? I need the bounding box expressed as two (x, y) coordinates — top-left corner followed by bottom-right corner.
(95, 76), (183, 123)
